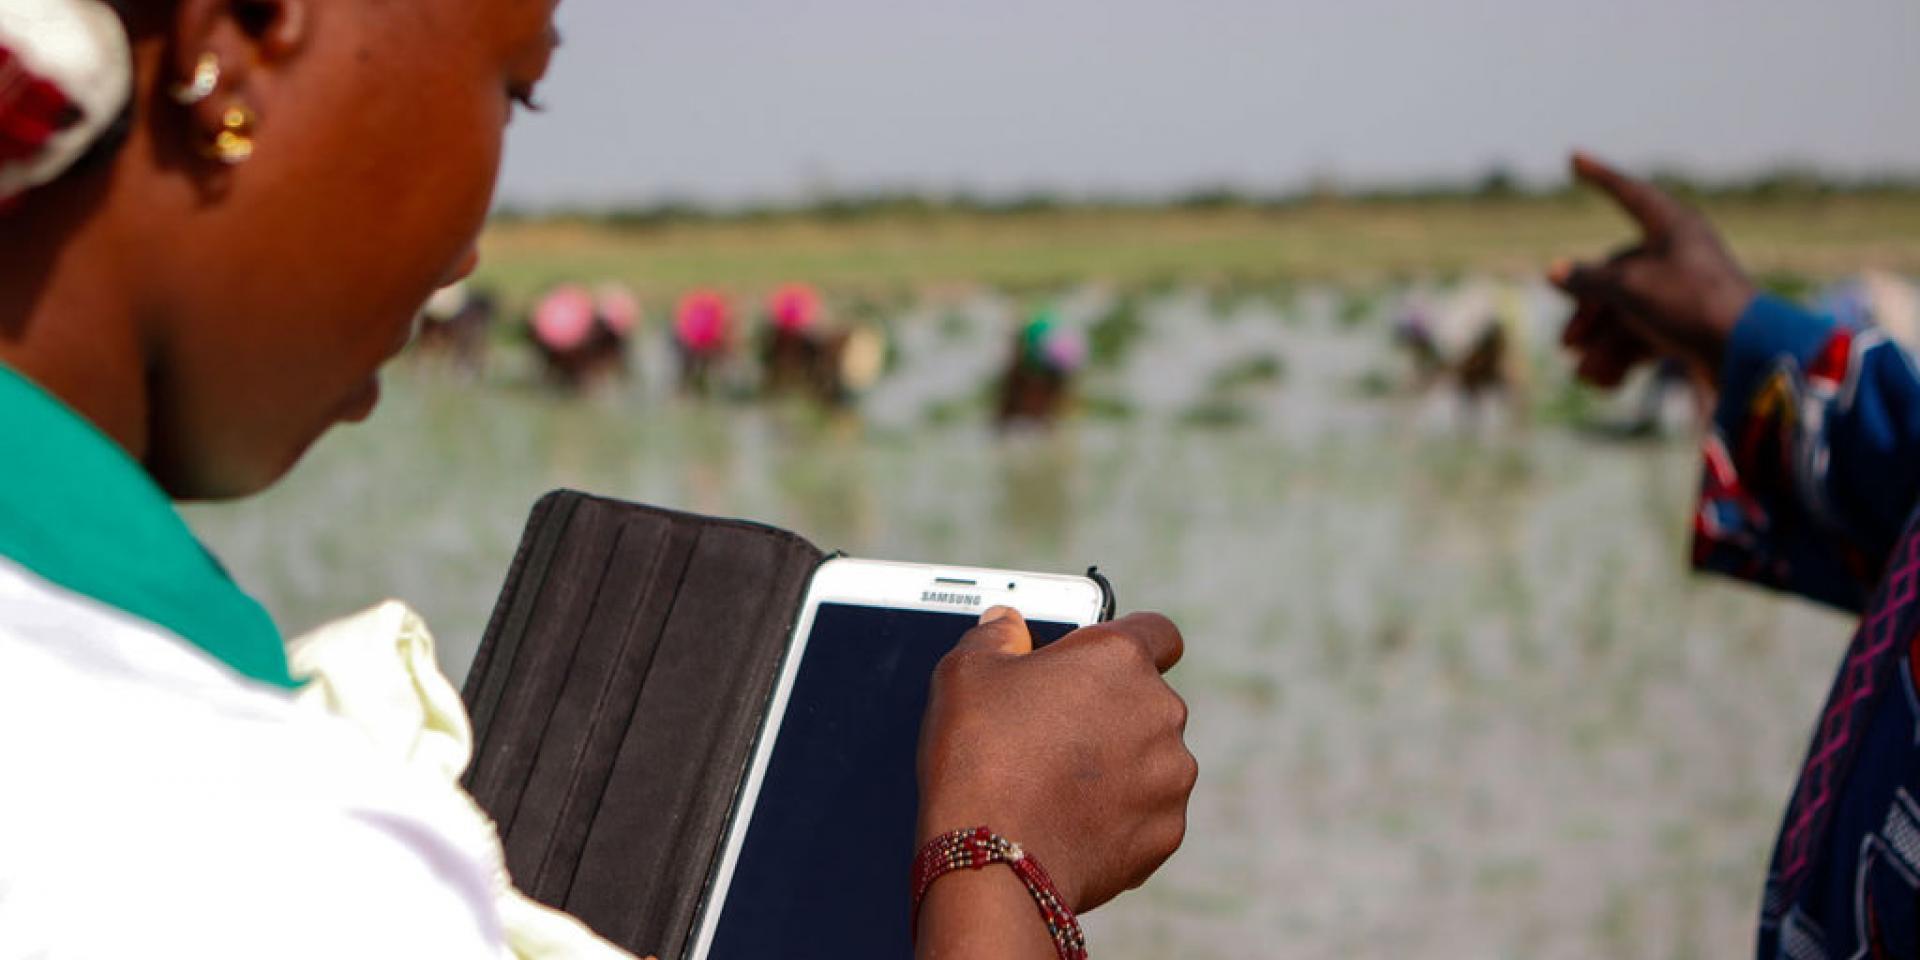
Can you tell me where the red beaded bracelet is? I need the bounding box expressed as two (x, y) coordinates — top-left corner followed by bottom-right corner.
(909, 826), (1089, 960)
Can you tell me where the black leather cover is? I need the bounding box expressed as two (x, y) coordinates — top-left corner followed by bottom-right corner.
(462, 490), (828, 959)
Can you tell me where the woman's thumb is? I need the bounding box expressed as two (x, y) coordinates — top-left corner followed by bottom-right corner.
(954, 606), (1034, 656)
(1549, 257), (1622, 301)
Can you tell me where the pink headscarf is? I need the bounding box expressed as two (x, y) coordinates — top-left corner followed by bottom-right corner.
(1042, 327), (1089, 373)
(675, 290), (731, 354)
(769, 283), (822, 334)
(533, 285), (597, 352)
(596, 283), (641, 336)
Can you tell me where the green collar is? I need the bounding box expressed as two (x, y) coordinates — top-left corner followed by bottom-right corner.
(0, 363), (295, 689)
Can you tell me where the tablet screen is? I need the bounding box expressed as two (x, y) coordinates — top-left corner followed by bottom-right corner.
(705, 602), (1079, 959)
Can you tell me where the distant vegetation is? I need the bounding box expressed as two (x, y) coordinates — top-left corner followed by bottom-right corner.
(476, 167), (1920, 311)
(494, 166), (1920, 229)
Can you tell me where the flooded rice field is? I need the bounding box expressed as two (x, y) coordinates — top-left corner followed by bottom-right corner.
(189, 283), (1854, 958)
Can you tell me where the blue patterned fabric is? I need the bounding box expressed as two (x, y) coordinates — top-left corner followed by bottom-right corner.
(1693, 297), (1920, 958)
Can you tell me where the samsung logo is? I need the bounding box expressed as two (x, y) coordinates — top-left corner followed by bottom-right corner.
(922, 590), (981, 607)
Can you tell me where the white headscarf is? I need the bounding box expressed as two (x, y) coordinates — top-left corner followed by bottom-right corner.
(0, 0), (131, 203)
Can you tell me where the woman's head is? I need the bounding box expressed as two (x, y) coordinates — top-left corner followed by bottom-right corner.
(0, 0), (558, 499)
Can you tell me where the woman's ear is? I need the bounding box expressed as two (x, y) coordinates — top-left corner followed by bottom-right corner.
(233, 0), (310, 61)
(159, 0), (310, 175)
(167, 0), (310, 69)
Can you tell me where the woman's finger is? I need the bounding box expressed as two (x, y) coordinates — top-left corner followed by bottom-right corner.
(1563, 301), (1603, 348)
(1549, 257), (1623, 302)
(1113, 612), (1185, 673)
(953, 606), (1033, 657)
(1572, 151), (1687, 240)
(1574, 326), (1652, 388)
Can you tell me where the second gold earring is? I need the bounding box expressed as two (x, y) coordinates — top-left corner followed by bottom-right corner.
(203, 105), (256, 165)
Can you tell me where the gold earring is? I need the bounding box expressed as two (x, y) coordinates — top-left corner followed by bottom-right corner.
(203, 104), (256, 165)
(171, 53), (220, 106)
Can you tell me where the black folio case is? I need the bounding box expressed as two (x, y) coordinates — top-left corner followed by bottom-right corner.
(460, 490), (1113, 959)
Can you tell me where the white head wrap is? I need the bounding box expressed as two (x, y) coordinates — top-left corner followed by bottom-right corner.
(0, 0), (132, 202)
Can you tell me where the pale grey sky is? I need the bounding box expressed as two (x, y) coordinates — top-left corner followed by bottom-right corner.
(497, 0), (1920, 209)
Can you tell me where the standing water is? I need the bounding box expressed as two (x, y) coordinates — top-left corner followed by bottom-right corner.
(188, 286), (1846, 959)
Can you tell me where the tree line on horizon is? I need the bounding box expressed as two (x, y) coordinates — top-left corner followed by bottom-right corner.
(491, 163), (1920, 229)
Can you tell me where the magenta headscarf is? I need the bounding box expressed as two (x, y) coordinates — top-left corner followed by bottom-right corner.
(769, 283), (822, 334)
(675, 290), (731, 354)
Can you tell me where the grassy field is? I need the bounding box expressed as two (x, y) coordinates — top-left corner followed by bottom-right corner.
(475, 193), (1920, 310)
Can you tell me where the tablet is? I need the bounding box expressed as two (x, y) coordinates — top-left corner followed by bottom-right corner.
(687, 558), (1107, 959)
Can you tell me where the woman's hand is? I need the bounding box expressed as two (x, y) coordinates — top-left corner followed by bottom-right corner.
(1552, 151), (1756, 388)
(916, 607), (1197, 913)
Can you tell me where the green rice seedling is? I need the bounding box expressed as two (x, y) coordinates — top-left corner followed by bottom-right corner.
(1087, 297), (1149, 368)
(1207, 353), (1287, 393)
(1178, 396), (1254, 429)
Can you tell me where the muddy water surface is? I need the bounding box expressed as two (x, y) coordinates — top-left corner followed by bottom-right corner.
(189, 290), (1849, 958)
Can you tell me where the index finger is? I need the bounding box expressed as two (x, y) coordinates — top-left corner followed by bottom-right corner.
(1110, 611), (1185, 673)
(1572, 151), (1683, 239)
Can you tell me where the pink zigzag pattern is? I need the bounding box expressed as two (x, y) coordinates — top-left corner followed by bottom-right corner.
(1776, 534), (1920, 889)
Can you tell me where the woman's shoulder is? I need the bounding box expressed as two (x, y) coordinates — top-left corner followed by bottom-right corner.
(0, 555), (278, 710)
(0, 562), (510, 957)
